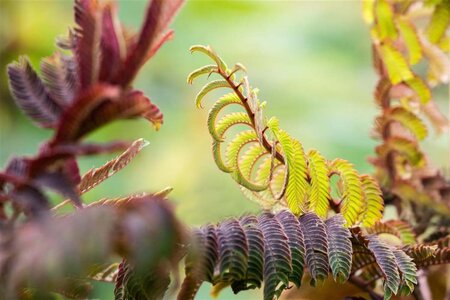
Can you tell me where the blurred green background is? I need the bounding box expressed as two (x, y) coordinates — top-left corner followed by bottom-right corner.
(0, 1), (448, 299)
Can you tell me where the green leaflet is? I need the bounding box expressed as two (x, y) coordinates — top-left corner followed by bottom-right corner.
(375, 0), (397, 40)
(195, 80), (230, 108)
(187, 64), (217, 84)
(268, 118), (308, 215)
(392, 250), (417, 296)
(329, 159), (364, 226)
(379, 44), (414, 84)
(404, 76), (431, 104)
(190, 45), (228, 71)
(359, 175), (384, 227)
(226, 130), (259, 169)
(388, 107), (428, 140)
(396, 18), (422, 65)
(366, 235), (401, 299)
(207, 93), (243, 141)
(215, 112), (252, 141)
(212, 140), (232, 173)
(426, 0), (450, 44)
(239, 144), (268, 179)
(307, 150), (330, 218)
(376, 137), (424, 167)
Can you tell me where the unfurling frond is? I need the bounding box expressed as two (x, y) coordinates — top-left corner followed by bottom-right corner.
(188, 45), (383, 226)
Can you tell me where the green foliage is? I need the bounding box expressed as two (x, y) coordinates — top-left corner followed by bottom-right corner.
(188, 45), (384, 226)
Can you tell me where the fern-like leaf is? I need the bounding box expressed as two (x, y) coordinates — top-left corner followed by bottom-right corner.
(207, 93), (243, 141)
(299, 212), (329, 286)
(78, 139), (148, 194)
(275, 210), (305, 288)
(392, 250), (417, 296)
(329, 159), (364, 226)
(359, 175), (384, 227)
(307, 150), (330, 218)
(387, 107), (428, 140)
(195, 80), (231, 108)
(217, 218), (249, 281)
(7, 57), (62, 127)
(325, 214), (352, 283)
(379, 44), (413, 84)
(258, 213), (292, 300)
(396, 19), (422, 65)
(426, 0), (450, 44)
(366, 235), (401, 298)
(231, 216), (264, 293)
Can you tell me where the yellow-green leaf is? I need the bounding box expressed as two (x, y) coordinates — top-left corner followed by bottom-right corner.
(396, 18), (422, 65)
(379, 45), (414, 84)
(329, 159), (364, 226)
(388, 107), (428, 140)
(359, 175), (384, 227)
(307, 150), (330, 218)
(426, 1), (450, 44)
(404, 76), (431, 104)
(375, 0), (397, 40)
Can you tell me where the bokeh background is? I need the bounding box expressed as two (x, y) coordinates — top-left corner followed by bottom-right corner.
(0, 1), (448, 299)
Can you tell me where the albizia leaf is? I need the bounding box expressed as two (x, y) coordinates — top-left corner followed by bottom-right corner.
(366, 235), (400, 298)
(41, 52), (77, 107)
(387, 107), (428, 140)
(195, 80), (231, 108)
(307, 149), (330, 218)
(74, 0), (101, 88)
(375, 0), (397, 40)
(392, 250), (417, 296)
(114, 262), (171, 300)
(404, 76), (431, 104)
(396, 19), (422, 65)
(366, 220), (416, 246)
(329, 159), (364, 226)
(379, 44), (414, 84)
(231, 216), (264, 293)
(268, 118), (308, 215)
(425, 0), (450, 44)
(7, 56), (62, 127)
(217, 218), (249, 281)
(376, 137), (424, 167)
(299, 212), (329, 286)
(359, 175), (384, 228)
(258, 213), (292, 300)
(325, 214), (352, 283)
(406, 245), (450, 267)
(79, 139), (148, 194)
(275, 210), (305, 288)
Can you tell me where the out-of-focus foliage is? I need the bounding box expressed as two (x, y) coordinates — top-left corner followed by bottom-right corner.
(366, 0), (450, 222)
